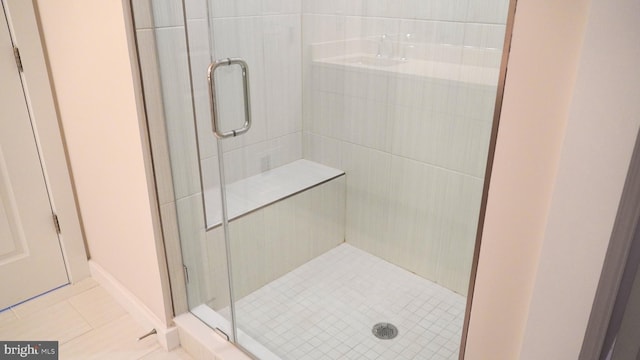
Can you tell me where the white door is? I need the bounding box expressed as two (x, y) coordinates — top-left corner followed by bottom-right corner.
(0, 4), (68, 310)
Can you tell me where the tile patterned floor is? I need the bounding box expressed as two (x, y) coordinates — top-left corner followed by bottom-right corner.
(225, 244), (466, 360)
(0, 279), (193, 360)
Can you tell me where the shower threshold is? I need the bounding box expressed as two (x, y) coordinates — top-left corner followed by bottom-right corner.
(193, 243), (465, 360)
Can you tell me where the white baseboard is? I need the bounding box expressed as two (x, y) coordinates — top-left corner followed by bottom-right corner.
(89, 260), (180, 351)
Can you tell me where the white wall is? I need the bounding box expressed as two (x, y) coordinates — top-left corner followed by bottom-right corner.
(302, 0), (508, 294)
(464, 0), (591, 358)
(519, 0), (640, 357)
(35, 0), (172, 325)
(466, 0), (640, 358)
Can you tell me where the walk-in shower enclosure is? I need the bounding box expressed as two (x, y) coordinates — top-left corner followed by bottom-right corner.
(131, 1), (510, 358)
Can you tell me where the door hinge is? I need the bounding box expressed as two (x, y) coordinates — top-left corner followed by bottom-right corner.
(53, 213), (61, 234)
(183, 265), (189, 283)
(13, 47), (23, 72)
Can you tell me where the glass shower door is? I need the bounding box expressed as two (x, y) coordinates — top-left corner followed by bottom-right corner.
(198, 1), (511, 359)
(130, 0), (510, 357)
(205, 8), (337, 358)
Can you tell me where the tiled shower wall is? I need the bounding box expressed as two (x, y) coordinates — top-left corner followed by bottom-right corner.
(133, 0), (508, 311)
(132, 0), (308, 309)
(301, 0), (508, 294)
(194, 0), (305, 191)
(132, 0), (207, 311)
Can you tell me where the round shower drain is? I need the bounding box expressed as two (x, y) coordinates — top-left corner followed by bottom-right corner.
(372, 323), (398, 340)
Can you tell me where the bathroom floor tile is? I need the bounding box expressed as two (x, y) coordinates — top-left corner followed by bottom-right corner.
(0, 308), (16, 326)
(0, 301), (92, 343)
(11, 278), (99, 318)
(60, 315), (159, 359)
(68, 286), (127, 328)
(0, 279), (193, 359)
(140, 348), (195, 360)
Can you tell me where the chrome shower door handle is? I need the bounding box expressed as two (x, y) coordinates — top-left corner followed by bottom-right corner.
(207, 58), (252, 139)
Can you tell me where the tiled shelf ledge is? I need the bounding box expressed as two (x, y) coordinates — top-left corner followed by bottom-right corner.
(314, 52), (500, 86)
(310, 39), (502, 86)
(204, 159), (345, 230)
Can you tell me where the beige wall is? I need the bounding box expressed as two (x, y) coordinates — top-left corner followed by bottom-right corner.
(465, 0), (590, 358)
(519, 0), (640, 357)
(467, 0), (640, 358)
(35, 0), (171, 325)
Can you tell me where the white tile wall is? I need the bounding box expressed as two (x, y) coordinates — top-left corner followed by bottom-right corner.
(310, 63), (495, 177)
(219, 132), (301, 185)
(154, 26), (202, 199)
(466, 0), (510, 24)
(301, 0), (506, 295)
(151, 0), (185, 27)
(433, 21), (465, 46)
(136, 0), (507, 316)
(184, 0), (207, 20)
(203, 227), (231, 311)
(209, 0), (264, 18)
(263, 16), (303, 139)
(342, 144), (393, 256)
(204, 159), (343, 227)
(204, 14), (304, 189)
(135, 29), (175, 205)
(159, 202), (190, 313)
(196, 11), (305, 210)
(176, 193), (217, 309)
(205, 176), (346, 310)
(344, 16), (400, 40)
(186, 18), (217, 160)
(209, 0), (300, 18)
(463, 23), (507, 49)
(175, 162), (346, 311)
(302, 0), (508, 24)
(389, 102), (492, 178)
(143, 0), (307, 200)
(132, 0), (154, 29)
(388, 156), (483, 293)
(211, 16), (269, 152)
(343, 96), (393, 151)
(417, 0), (469, 22)
(302, 133), (345, 170)
(139, 3), (309, 309)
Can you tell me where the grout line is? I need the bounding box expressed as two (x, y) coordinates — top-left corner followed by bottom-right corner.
(60, 313), (132, 348)
(134, 344), (164, 360)
(305, 131), (485, 180)
(66, 295), (97, 330)
(218, 243), (465, 359)
(10, 279), (100, 319)
(56, 293), (95, 345)
(3, 283), (70, 315)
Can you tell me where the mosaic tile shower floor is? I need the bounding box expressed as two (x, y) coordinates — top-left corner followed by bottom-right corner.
(223, 243), (465, 359)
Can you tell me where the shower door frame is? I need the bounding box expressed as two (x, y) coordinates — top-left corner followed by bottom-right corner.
(204, 0), (520, 355)
(129, 0), (520, 357)
(458, 0), (519, 358)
